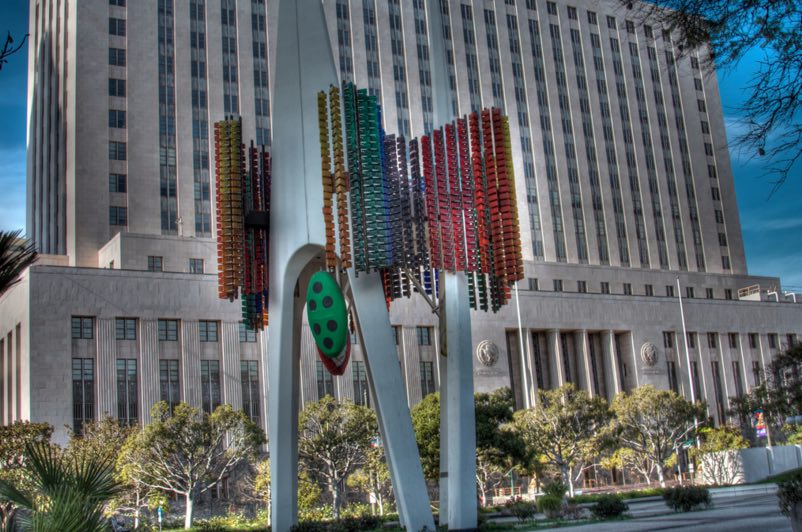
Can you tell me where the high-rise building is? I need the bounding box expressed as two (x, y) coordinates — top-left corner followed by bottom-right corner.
(2, 0), (800, 444)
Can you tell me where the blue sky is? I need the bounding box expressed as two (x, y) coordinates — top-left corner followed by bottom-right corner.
(0, 2), (799, 288)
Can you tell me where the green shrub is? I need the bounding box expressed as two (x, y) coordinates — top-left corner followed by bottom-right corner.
(590, 494), (629, 519)
(570, 487), (664, 504)
(777, 469), (802, 516)
(559, 501), (583, 520)
(537, 494), (563, 518)
(507, 499), (537, 521)
(662, 486), (712, 512)
(543, 480), (567, 499)
(290, 515), (383, 532)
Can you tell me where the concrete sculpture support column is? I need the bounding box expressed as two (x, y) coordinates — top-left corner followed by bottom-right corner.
(267, 2), (433, 530)
(426, 0), (478, 527)
(444, 273), (477, 530)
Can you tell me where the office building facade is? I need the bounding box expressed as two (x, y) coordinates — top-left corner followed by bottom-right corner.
(2, 0), (800, 443)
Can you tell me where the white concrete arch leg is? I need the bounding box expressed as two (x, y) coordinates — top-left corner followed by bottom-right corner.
(349, 271), (436, 532)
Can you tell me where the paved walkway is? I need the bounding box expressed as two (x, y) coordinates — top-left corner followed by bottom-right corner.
(535, 488), (790, 532)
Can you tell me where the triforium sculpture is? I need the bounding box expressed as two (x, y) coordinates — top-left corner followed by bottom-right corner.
(213, 1), (524, 530)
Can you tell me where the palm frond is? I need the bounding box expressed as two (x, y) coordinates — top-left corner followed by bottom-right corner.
(0, 230), (37, 297)
(0, 478), (33, 510)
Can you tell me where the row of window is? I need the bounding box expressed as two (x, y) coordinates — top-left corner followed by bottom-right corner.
(663, 331), (796, 350)
(529, 278), (735, 300)
(74, 357), (261, 433)
(146, 256), (205, 274)
(316, 359), (436, 406)
(71, 317), (258, 343)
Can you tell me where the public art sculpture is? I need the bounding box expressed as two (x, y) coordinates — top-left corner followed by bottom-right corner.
(211, 1), (525, 530)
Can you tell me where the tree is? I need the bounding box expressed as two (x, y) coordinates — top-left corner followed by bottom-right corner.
(118, 402), (265, 529)
(65, 417), (156, 529)
(0, 442), (119, 531)
(730, 344), (802, 445)
(474, 388), (529, 506)
(410, 392), (441, 480)
(0, 421), (53, 529)
(410, 388), (530, 504)
(696, 425), (750, 485)
(0, 230), (37, 297)
(609, 386), (705, 487)
(298, 396), (377, 519)
(347, 445), (392, 516)
(0, 32), (28, 72)
(619, 0), (802, 190)
(510, 384), (611, 497)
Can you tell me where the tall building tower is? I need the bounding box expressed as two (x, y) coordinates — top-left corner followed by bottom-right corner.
(3, 0), (801, 445)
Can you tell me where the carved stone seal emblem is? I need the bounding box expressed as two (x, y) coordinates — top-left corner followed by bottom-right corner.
(640, 342), (658, 367)
(476, 340), (499, 367)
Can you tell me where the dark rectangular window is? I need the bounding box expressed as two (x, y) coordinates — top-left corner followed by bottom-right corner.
(749, 333), (758, 349)
(158, 319), (178, 341)
(201, 360), (221, 414)
(711, 361), (726, 421)
(420, 361), (435, 397)
(115, 318), (136, 340)
(712, 187), (721, 200)
(724, 289), (733, 300)
(108, 78), (126, 97)
(706, 288), (714, 299)
(752, 360), (762, 385)
(587, 11), (597, 24)
(116, 359), (138, 426)
(707, 332), (718, 349)
(109, 206), (127, 226)
(108, 109), (126, 128)
(685, 287), (694, 298)
(645, 284), (654, 296)
(697, 99), (706, 112)
(553, 279), (563, 292)
(109, 173), (127, 193)
(189, 258), (204, 274)
(606, 15), (616, 29)
(733, 361), (744, 397)
(528, 278), (538, 291)
(546, 2), (557, 15)
(416, 326), (432, 346)
(601, 281), (610, 294)
(666, 285), (675, 297)
(567, 6), (577, 19)
(110, 0), (126, 6)
(722, 256), (731, 270)
(109, 17), (126, 36)
(769, 333), (778, 349)
(788, 334), (797, 347)
(72, 358), (95, 435)
(667, 361), (679, 393)
(729, 333), (739, 349)
(239, 322), (257, 342)
(109, 47), (126, 66)
(663, 331), (674, 348)
(392, 326), (400, 346)
(147, 256), (163, 272)
(159, 359), (180, 414)
(71, 316), (94, 339)
(199, 320), (218, 342)
(687, 332), (696, 349)
(577, 280), (587, 293)
(241, 360), (261, 425)
(352, 360), (369, 406)
(109, 141), (127, 160)
(316, 360), (335, 398)
(625, 19), (634, 33)
(623, 283), (632, 295)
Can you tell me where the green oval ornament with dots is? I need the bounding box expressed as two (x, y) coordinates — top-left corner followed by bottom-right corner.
(306, 271), (349, 358)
